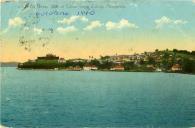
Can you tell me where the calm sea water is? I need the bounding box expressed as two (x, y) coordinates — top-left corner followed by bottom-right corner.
(1, 67), (195, 128)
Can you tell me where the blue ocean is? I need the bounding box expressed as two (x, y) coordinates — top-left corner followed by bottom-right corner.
(1, 67), (195, 128)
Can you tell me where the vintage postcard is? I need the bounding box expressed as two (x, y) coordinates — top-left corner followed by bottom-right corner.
(0, 0), (195, 127)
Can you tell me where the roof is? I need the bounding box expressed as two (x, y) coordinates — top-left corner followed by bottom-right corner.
(112, 65), (124, 68)
(84, 65), (97, 67)
(172, 64), (181, 68)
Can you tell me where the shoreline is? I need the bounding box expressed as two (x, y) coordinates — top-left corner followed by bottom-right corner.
(16, 68), (195, 75)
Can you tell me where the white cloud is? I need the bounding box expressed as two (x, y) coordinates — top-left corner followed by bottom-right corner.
(8, 17), (25, 27)
(84, 20), (102, 31)
(118, 19), (138, 29)
(173, 20), (187, 25)
(155, 16), (172, 28)
(155, 16), (187, 29)
(23, 27), (29, 31)
(105, 19), (138, 30)
(57, 26), (77, 33)
(33, 27), (43, 34)
(106, 21), (117, 30)
(57, 16), (88, 25)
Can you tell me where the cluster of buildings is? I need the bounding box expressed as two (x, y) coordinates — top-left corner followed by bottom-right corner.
(101, 52), (182, 72)
(24, 52), (183, 72)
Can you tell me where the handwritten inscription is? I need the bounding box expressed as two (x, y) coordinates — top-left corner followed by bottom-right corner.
(15, 0), (127, 52)
(77, 10), (95, 16)
(36, 10), (69, 17)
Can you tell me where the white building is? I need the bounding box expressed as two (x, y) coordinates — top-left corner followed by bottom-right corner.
(110, 65), (125, 71)
(83, 66), (98, 71)
(171, 64), (182, 71)
(58, 58), (66, 63)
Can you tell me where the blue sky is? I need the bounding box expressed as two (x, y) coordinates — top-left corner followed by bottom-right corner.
(0, 0), (195, 61)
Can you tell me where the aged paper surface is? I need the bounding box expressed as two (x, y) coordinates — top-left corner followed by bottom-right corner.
(1, 0), (195, 127)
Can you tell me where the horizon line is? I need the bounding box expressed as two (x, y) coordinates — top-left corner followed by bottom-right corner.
(1, 48), (194, 63)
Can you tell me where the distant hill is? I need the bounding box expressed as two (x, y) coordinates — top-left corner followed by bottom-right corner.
(0, 62), (19, 67)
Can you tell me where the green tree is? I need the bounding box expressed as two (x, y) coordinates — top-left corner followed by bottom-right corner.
(89, 59), (100, 67)
(161, 52), (172, 70)
(182, 58), (195, 73)
(148, 57), (155, 65)
(100, 56), (110, 61)
(99, 61), (113, 70)
(124, 62), (135, 70)
(191, 51), (195, 55)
